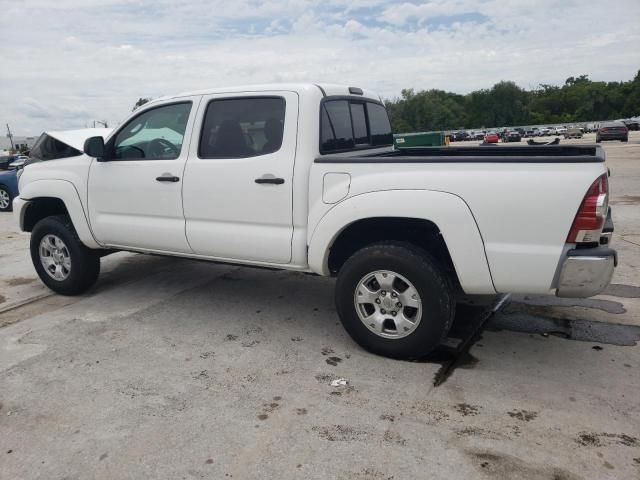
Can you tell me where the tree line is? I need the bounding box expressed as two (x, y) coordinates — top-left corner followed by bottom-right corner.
(384, 70), (640, 133)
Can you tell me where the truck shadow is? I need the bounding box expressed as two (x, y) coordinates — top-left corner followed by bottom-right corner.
(84, 255), (640, 383)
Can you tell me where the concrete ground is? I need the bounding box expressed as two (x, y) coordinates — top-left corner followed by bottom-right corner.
(1, 132), (639, 480)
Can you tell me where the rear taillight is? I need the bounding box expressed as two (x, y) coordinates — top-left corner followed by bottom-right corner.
(567, 174), (609, 243)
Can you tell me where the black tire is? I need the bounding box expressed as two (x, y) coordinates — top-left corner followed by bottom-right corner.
(335, 242), (455, 360)
(622, 138), (628, 142)
(30, 215), (100, 295)
(0, 185), (12, 212)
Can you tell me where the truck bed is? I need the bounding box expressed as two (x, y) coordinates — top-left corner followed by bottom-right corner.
(315, 145), (604, 163)
(310, 143), (608, 295)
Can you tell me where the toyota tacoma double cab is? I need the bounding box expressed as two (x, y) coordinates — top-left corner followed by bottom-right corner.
(13, 83), (617, 359)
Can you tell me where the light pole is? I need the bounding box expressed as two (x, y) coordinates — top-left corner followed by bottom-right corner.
(6, 124), (14, 150)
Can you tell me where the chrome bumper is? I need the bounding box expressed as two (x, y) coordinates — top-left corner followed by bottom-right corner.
(556, 247), (617, 298)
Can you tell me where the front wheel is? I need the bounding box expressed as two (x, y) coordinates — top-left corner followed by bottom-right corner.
(335, 242), (455, 360)
(30, 215), (101, 295)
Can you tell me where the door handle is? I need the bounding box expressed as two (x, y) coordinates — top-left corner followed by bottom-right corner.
(255, 175), (285, 185)
(156, 174), (180, 182)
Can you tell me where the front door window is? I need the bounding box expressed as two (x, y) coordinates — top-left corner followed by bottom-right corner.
(111, 102), (192, 160)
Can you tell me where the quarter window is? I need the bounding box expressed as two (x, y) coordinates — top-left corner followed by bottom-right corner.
(320, 99), (393, 153)
(321, 101), (354, 151)
(112, 102), (192, 160)
(350, 103), (368, 145)
(368, 102), (393, 146)
(199, 97), (286, 159)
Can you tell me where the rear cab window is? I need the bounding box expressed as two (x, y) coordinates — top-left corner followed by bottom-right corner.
(320, 97), (393, 154)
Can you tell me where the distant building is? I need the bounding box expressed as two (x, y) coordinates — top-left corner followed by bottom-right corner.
(0, 135), (39, 152)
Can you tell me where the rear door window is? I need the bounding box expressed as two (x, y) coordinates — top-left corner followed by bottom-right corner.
(199, 97), (286, 158)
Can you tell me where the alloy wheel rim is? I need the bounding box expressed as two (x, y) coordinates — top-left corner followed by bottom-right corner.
(0, 189), (9, 209)
(39, 234), (71, 281)
(353, 270), (422, 339)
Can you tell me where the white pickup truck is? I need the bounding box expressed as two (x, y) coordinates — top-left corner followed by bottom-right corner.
(14, 83), (616, 359)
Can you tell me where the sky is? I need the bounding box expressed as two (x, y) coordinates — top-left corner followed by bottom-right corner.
(1, 0), (639, 135)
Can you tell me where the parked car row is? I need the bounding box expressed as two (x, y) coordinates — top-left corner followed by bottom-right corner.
(452, 125), (577, 141)
(523, 126), (569, 137)
(447, 119), (635, 142)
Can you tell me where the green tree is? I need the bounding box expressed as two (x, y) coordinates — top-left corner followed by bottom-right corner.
(383, 70), (640, 131)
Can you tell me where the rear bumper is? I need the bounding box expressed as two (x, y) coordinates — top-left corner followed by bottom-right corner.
(598, 133), (627, 140)
(556, 246), (617, 298)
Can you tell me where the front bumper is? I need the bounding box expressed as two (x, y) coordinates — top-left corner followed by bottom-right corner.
(556, 246), (617, 298)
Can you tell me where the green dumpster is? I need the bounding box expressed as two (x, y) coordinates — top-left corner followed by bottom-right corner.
(393, 131), (445, 148)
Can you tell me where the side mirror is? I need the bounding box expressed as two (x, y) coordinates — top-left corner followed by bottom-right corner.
(84, 136), (105, 159)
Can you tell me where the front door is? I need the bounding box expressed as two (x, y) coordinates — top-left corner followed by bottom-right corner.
(182, 91), (298, 264)
(88, 99), (199, 253)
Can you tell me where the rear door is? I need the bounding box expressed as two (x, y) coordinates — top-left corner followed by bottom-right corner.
(182, 91), (298, 264)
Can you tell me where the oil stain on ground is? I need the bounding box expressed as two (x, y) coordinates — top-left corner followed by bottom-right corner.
(312, 424), (368, 442)
(466, 450), (581, 480)
(604, 283), (640, 298)
(510, 294), (626, 314)
(489, 303), (640, 346)
(576, 432), (639, 447)
(454, 403), (481, 416)
(507, 409), (538, 422)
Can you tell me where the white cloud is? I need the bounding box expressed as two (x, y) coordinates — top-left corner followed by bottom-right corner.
(0, 0), (639, 134)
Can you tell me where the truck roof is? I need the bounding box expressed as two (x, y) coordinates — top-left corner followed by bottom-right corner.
(153, 83), (382, 104)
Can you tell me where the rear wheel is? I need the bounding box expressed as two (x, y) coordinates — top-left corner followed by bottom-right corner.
(30, 215), (100, 295)
(0, 185), (12, 212)
(335, 242), (455, 360)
